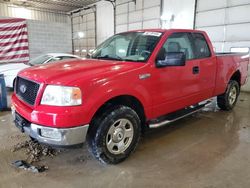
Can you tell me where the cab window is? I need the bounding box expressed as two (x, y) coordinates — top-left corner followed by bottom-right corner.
(192, 33), (211, 59)
(161, 32), (194, 60)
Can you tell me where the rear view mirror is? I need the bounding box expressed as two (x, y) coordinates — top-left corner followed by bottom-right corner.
(156, 52), (186, 68)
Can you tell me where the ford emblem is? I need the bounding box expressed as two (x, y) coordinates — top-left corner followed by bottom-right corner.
(19, 84), (27, 93)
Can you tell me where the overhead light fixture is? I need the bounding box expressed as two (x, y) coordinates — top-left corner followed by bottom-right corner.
(78, 32), (84, 39)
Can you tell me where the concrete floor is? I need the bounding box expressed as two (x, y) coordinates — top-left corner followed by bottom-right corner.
(0, 93), (250, 188)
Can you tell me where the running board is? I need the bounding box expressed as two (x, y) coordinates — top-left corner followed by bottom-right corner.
(149, 100), (212, 128)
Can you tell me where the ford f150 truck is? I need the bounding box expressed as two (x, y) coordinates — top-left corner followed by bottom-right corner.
(11, 29), (249, 164)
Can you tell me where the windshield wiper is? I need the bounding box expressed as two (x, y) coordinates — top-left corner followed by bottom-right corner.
(94, 55), (123, 61)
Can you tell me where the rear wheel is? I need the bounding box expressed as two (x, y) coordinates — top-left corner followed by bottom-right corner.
(217, 80), (240, 111)
(87, 105), (141, 164)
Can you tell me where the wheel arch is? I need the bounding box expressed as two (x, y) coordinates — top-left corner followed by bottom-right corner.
(230, 70), (241, 87)
(89, 95), (146, 131)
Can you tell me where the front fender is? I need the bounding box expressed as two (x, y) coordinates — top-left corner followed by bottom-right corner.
(84, 79), (152, 123)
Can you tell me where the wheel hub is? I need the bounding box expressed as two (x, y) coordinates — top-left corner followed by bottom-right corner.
(113, 128), (124, 142)
(106, 118), (134, 154)
(229, 86), (237, 105)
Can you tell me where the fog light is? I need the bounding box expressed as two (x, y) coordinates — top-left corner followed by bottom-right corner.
(40, 128), (61, 139)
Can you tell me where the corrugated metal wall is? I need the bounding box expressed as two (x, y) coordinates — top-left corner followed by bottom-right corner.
(0, 3), (69, 23)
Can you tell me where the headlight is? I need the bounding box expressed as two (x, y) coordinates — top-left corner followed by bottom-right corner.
(41, 85), (82, 106)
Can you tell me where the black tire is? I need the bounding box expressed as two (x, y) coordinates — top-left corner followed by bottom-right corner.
(87, 105), (141, 164)
(217, 80), (240, 111)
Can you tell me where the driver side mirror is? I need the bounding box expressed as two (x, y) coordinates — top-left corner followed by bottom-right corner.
(156, 52), (186, 68)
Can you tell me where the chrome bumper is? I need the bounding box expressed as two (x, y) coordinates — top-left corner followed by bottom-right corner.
(23, 123), (89, 146)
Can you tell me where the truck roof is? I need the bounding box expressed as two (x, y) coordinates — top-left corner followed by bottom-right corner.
(119, 28), (206, 34)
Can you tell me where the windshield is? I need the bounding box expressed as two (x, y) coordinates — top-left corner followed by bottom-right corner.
(91, 31), (162, 62)
(29, 55), (52, 65)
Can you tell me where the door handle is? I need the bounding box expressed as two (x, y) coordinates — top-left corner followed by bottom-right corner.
(193, 66), (199, 74)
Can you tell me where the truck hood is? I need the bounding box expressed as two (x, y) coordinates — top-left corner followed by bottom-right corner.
(0, 63), (30, 73)
(19, 59), (145, 85)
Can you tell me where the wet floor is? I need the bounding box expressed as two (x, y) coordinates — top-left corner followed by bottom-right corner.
(0, 93), (250, 188)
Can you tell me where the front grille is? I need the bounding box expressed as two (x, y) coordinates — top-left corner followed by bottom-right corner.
(16, 77), (40, 105)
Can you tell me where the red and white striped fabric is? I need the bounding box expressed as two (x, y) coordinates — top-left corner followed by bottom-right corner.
(0, 18), (29, 64)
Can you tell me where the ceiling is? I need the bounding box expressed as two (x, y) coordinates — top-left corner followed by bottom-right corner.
(0, 0), (102, 13)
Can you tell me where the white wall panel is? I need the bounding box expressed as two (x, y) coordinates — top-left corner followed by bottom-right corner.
(196, 9), (225, 27)
(226, 23), (250, 41)
(96, 1), (114, 45)
(196, 0), (250, 91)
(143, 7), (161, 20)
(143, 0), (161, 8)
(135, 0), (143, 10)
(129, 11), (142, 23)
(143, 19), (161, 29)
(116, 14), (128, 25)
(116, 24), (127, 33)
(226, 5), (250, 24)
(116, 3), (128, 14)
(162, 0), (196, 29)
(228, 0), (250, 6)
(197, 0), (227, 11)
(211, 42), (225, 52)
(197, 26), (225, 42)
(128, 22), (142, 30)
(128, 2), (136, 12)
(224, 41), (250, 51)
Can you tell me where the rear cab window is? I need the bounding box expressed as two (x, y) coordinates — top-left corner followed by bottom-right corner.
(192, 33), (211, 59)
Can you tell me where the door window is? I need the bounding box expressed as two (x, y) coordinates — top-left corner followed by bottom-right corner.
(161, 32), (194, 60)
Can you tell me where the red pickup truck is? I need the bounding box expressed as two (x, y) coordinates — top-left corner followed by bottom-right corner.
(12, 29), (249, 164)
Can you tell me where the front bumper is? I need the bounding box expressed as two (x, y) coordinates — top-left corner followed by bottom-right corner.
(14, 111), (89, 147)
(25, 123), (89, 147)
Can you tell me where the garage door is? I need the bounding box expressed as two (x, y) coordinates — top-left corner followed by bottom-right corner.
(72, 9), (96, 57)
(115, 0), (161, 33)
(195, 0), (250, 52)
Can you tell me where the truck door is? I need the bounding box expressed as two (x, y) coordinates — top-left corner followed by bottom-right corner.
(191, 33), (217, 99)
(151, 32), (202, 118)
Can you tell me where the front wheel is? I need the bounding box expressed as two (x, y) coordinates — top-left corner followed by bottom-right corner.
(217, 80), (240, 111)
(87, 105), (141, 164)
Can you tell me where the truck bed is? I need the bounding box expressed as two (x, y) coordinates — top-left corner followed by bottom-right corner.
(216, 52), (247, 56)
(214, 53), (249, 96)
